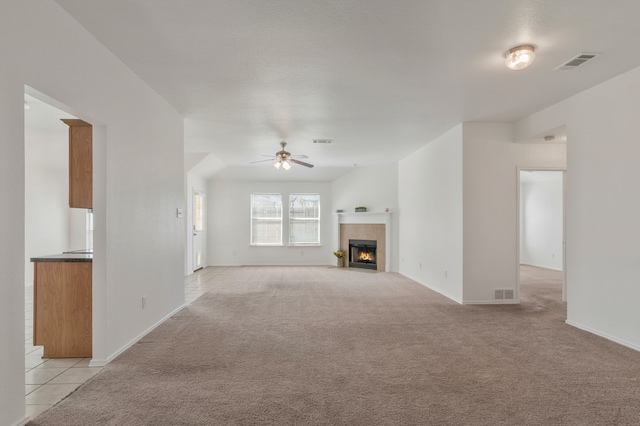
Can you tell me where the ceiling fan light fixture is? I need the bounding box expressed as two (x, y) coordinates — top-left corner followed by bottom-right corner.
(504, 44), (535, 70)
(282, 160), (291, 170)
(274, 161), (281, 169)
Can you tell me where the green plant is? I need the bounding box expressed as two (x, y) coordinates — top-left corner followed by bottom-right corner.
(333, 250), (344, 259)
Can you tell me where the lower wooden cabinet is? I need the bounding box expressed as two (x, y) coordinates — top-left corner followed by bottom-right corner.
(33, 262), (92, 358)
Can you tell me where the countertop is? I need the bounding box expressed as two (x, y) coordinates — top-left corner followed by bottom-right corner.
(30, 253), (93, 262)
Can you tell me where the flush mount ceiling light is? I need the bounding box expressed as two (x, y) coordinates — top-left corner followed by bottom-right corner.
(504, 44), (536, 70)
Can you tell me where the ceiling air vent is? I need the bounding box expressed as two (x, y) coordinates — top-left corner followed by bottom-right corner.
(555, 53), (598, 71)
(313, 139), (333, 144)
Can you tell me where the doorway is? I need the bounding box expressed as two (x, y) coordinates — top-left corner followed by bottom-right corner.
(517, 169), (566, 301)
(192, 191), (205, 272)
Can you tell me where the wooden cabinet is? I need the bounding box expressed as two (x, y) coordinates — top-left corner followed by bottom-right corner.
(33, 261), (92, 358)
(62, 119), (92, 209)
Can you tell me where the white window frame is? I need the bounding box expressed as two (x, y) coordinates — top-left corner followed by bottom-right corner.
(250, 193), (283, 246)
(288, 193), (321, 246)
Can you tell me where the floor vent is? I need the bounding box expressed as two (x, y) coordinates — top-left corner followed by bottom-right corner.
(555, 53), (598, 71)
(494, 289), (515, 301)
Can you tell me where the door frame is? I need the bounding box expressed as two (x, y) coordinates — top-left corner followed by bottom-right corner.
(192, 190), (205, 272)
(516, 167), (567, 302)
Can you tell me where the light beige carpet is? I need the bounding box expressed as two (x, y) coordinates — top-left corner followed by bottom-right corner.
(30, 266), (640, 425)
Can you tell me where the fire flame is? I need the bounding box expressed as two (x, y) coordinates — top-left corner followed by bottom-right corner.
(358, 251), (374, 262)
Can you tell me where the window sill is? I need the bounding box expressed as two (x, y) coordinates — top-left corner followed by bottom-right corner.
(288, 243), (321, 247)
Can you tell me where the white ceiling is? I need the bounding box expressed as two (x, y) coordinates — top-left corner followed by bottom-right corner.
(52, 0), (640, 181)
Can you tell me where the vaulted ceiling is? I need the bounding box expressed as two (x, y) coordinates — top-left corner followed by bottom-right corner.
(54, 0), (640, 181)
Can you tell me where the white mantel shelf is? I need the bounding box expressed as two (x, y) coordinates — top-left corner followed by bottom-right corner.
(335, 211), (391, 215)
(334, 211), (391, 272)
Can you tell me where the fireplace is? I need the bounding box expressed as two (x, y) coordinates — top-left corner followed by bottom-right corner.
(349, 239), (377, 270)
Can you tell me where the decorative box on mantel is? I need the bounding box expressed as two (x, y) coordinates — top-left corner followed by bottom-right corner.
(334, 211), (391, 272)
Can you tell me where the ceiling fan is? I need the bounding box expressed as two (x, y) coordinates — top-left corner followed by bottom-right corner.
(251, 141), (314, 169)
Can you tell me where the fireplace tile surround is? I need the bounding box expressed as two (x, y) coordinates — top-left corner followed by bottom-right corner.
(335, 212), (390, 272)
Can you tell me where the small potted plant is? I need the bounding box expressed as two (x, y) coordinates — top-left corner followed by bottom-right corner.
(333, 250), (345, 267)
(355, 206), (367, 212)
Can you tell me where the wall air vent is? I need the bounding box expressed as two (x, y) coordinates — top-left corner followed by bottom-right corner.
(555, 53), (598, 71)
(313, 139), (333, 144)
(494, 289), (515, 301)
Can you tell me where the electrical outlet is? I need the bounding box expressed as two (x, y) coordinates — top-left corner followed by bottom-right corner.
(142, 295), (147, 309)
(419, 262), (422, 269)
(444, 270), (448, 279)
(300, 250), (304, 256)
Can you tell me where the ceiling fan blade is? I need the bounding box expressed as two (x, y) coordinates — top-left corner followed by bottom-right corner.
(289, 158), (314, 168)
(250, 158), (275, 164)
(291, 154), (308, 159)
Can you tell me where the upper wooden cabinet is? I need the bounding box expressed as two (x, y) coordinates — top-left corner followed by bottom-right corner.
(62, 119), (92, 209)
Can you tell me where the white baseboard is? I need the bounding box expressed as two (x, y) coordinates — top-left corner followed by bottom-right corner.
(565, 320), (640, 353)
(400, 272), (463, 304)
(11, 415), (29, 426)
(462, 300), (519, 305)
(520, 262), (562, 272)
(89, 303), (187, 367)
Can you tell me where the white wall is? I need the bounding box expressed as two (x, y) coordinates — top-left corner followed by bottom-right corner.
(564, 69), (640, 350)
(331, 163), (399, 271)
(398, 125), (464, 302)
(462, 123), (566, 303)
(0, 2), (185, 424)
(0, 50), (27, 426)
(517, 65), (640, 351)
(520, 174), (563, 270)
(185, 172), (208, 275)
(24, 147), (68, 287)
(207, 180), (332, 266)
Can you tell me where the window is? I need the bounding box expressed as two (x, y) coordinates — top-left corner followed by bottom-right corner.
(289, 194), (320, 245)
(251, 194), (282, 245)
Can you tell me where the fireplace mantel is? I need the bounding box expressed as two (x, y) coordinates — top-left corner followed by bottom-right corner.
(334, 212), (391, 271)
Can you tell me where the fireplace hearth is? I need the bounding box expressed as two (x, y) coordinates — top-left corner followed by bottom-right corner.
(349, 239), (377, 270)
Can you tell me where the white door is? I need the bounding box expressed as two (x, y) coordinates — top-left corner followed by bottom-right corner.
(193, 191), (205, 271)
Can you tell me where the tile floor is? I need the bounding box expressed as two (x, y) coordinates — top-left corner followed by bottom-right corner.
(25, 266), (228, 420)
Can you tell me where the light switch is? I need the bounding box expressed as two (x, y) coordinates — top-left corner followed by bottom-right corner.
(176, 208), (183, 218)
